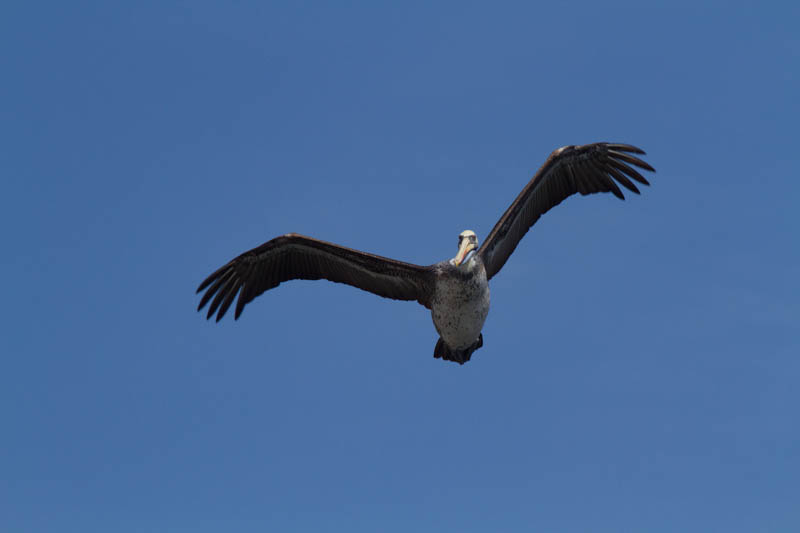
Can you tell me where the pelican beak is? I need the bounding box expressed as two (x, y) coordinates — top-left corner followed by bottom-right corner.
(454, 239), (476, 266)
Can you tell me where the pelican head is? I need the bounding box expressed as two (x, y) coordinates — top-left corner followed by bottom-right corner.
(454, 230), (479, 266)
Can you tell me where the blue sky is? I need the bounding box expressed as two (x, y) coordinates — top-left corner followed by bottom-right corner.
(2, 1), (799, 531)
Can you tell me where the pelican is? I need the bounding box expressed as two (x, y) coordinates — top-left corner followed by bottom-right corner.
(197, 142), (655, 364)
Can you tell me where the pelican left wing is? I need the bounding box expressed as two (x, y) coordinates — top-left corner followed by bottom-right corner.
(478, 143), (656, 280)
(197, 233), (436, 321)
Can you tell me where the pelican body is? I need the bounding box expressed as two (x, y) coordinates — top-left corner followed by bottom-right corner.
(196, 143), (655, 364)
(429, 231), (489, 363)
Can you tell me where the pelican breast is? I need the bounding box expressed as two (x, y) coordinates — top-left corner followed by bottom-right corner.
(431, 256), (490, 351)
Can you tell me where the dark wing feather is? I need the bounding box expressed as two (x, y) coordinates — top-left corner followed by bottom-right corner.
(197, 233), (435, 321)
(478, 142), (656, 280)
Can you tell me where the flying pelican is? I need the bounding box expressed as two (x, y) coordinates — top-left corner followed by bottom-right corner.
(197, 142), (655, 364)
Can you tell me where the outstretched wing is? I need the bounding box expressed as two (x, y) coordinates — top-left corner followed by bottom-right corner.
(197, 233), (435, 321)
(478, 142), (655, 280)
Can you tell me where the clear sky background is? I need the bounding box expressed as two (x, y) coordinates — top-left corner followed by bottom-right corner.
(2, 2), (798, 532)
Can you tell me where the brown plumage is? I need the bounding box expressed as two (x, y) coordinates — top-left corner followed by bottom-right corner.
(197, 234), (436, 321)
(196, 142), (655, 363)
(477, 143), (654, 280)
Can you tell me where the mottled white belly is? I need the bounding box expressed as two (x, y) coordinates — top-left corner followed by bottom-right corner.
(431, 263), (490, 350)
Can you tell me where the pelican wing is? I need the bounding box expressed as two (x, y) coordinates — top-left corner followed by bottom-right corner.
(478, 142), (655, 280)
(197, 233), (435, 321)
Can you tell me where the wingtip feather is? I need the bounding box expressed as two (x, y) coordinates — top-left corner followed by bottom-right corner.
(606, 143), (646, 155)
(608, 150), (655, 172)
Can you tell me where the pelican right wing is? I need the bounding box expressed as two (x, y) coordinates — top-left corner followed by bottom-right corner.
(197, 234), (436, 321)
(477, 143), (655, 280)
